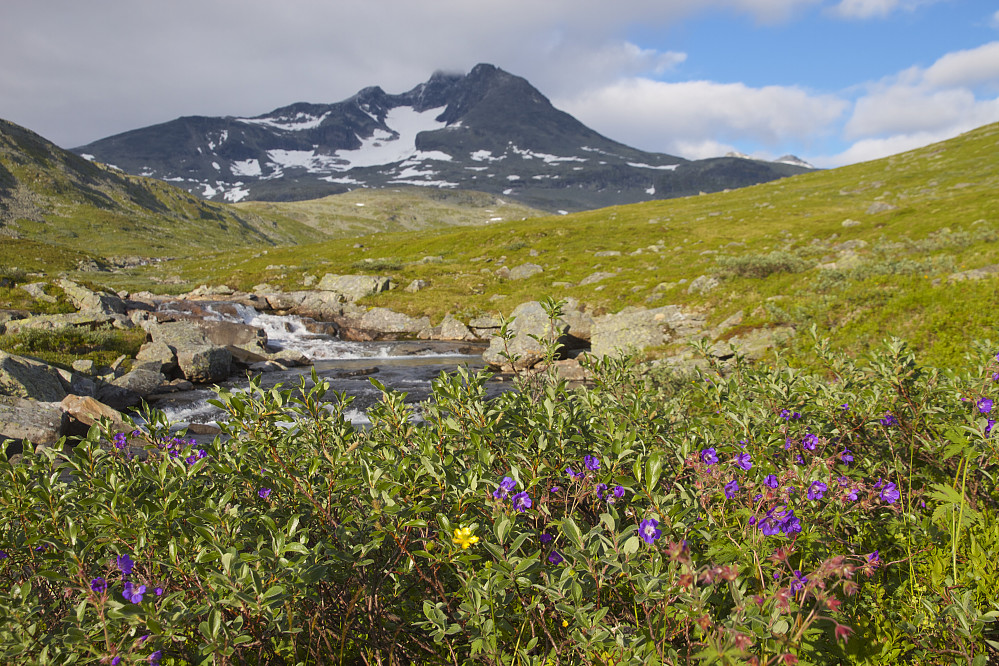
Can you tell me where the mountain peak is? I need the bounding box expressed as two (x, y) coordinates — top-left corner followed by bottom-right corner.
(71, 65), (812, 212)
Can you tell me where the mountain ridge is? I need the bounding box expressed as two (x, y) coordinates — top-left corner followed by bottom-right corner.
(73, 64), (812, 212)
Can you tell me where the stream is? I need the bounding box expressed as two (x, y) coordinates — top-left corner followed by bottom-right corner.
(145, 303), (511, 428)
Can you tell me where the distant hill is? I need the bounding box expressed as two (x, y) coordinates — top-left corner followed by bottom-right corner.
(73, 64), (813, 212)
(0, 118), (318, 262)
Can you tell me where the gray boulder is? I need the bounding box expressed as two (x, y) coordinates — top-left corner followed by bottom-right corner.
(508, 263), (544, 280)
(439, 314), (477, 341)
(339, 308), (431, 341)
(483, 301), (570, 370)
(590, 305), (707, 358)
(1, 396), (68, 452)
(0, 351), (68, 401)
(317, 274), (392, 302)
(58, 279), (127, 314)
(176, 346), (232, 384)
(113, 367), (167, 396)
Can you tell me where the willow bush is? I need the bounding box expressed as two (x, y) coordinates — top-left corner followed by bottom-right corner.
(1, 312), (998, 664)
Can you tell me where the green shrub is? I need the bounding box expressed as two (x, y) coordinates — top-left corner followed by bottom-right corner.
(1, 326), (998, 664)
(716, 251), (814, 279)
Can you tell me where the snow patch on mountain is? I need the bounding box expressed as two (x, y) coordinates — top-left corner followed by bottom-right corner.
(510, 146), (587, 164)
(628, 162), (679, 171)
(236, 112), (331, 132)
(333, 106), (447, 169)
(231, 159), (262, 177)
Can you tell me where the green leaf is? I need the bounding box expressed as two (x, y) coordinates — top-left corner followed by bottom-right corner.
(561, 517), (584, 550)
(645, 451), (664, 493)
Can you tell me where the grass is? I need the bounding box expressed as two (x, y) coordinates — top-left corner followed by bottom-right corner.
(0, 325), (147, 370)
(3, 122), (999, 370)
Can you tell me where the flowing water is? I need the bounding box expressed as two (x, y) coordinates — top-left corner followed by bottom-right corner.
(147, 302), (510, 428)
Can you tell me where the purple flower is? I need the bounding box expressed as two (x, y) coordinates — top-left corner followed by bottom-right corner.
(780, 511), (802, 534)
(549, 486), (561, 493)
(512, 492), (532, 512)
(987, 420), (996, 436)
(780, 409), (791, 420)
(840, 449), (854, 465)
(493, 476), (517, 500)
(764, 474), (779, 489)
(868, 550), (880, 566)
(841, 403), (850, 411)
(116, 554), (135, 577)
(548, 550), (564, 565)
(700, 447), (719, 466)
(992, 372), (999, 382)
(90, 577), (107, 594)
(258, 488), (272, 499)
(724, 478), (739, 499)
(149, 650), (163, 665)
(802, 433), (818, 451)
(123, 581), (146, 604)
(565, 466), (584, 481)
(0, 550), (8, 559)
(790, 570), (808, 592)
(595, 483), (608, 499)
(807, 481), (828, 500)
(879, 412), (897, 427)
(112, 658), (122, 666)
(584, 455), (600, 471)
(734, 453), (753, 470)
(612, 485), (626, 499)
(795, 455), (805, 466)
(846, 488), (859, 501)
(539, 532), (553, 544)
(880, 482), (900, 504)
(639, 518), (662, 544)
(154, 586), (164, 596)
(758, 517), (780, 536)
(112, 432), (128, 449)
(978, 398), (993, 414)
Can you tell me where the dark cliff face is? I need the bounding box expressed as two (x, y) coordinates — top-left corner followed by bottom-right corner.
(71, 64), (813, 212)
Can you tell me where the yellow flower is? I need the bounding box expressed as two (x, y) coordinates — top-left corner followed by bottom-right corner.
(452, 526), (479, 549)
(561, 619), (569, 627)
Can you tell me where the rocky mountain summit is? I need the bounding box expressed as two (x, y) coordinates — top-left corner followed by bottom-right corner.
(73, 64), (812, 212)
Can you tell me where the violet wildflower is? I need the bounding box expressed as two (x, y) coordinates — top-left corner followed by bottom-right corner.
(612, 485), (626, 499)
(780, 409), (791, 420)
(155, 586), (164, 596)
(565, 466), (584, 481)
(112, 658), (121, 666)
(116, 554), (134, 577)
(795, 455), (805, 465)
(512, 492), (532, 512)
(90, 577), (107, 594)
(868, 550), (880, 567)
(807, 481), (828, 500)
(539, 532), (553, 544)
(978, 397), (993, 414)
(758, 517), (780, 536)
(595, 483), (608, 499)
(846, 488), (859, 501)
(764, 474), (779, 489)
(802, 433), (818, 451)
(987, 420), (996, 436)
(493, 476), (517, 500)
(700, 447), (719, 465)
(880, 482), (900, 504)
(584, 455), (600, 471)
(879, 412), (897, 427)
(841, 403), (849, 411)
(840, 449), (854, 465)
(0, 550), (7, 559)
(549, 486), (561, 493)
(790, 570), (808, 592)
(258, 488), (272, 499)
(724, 478), (739, 499)
(123, 581), (146, 604)
(149, 650), (163, 665)
(112, 432), (128, 449)
(639, 518), (662, 544)
(734, 453), (753, 470)
(548, 550), (564, 565)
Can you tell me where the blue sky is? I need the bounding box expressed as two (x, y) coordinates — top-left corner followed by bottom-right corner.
(1, 0), (997, 167)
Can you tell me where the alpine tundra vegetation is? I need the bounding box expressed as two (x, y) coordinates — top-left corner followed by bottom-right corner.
(1, 115), (999, 663)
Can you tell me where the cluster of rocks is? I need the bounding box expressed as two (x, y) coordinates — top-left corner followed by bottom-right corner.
(2, 272), (799, 452)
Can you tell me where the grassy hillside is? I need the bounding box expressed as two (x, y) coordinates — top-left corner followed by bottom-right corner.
(0, 118), (320, 262)
(236, 187), (544, 238)
(132, 122), (999, 368)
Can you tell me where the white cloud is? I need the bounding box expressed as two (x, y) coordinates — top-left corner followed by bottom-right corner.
(559, 78), (847, 159)
(923, 41), (999, 89)
(831, 0), (900, 19)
